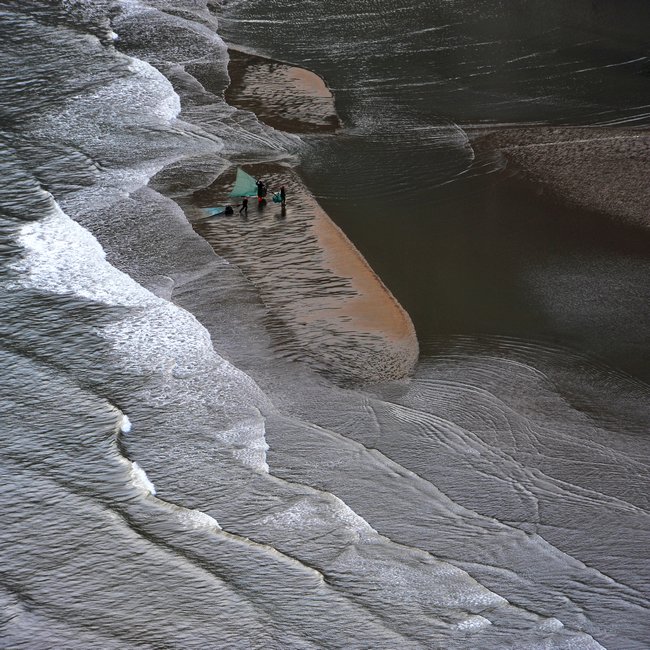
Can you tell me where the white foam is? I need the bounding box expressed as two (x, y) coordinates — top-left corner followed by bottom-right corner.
(21, 46), (198, 215)
(29, 51), (181, 140)
(217, 416), (270, 473)
(120, 415), (132, 434)
(232, 444), (270, 473)
(130, 461), (156, 495)
(8, 201), (271, 474)
(453, 615), (491, 631)
(175, 508), (222, 531)
(539, 617), (564, 632)
(261, 495), (376, 540)
(9, 204), (160, 308)
(126, 57), (181, 122)
(6, 203), (242, 385)
(98, 288), (272, 475)
(330, 495), (377, 536)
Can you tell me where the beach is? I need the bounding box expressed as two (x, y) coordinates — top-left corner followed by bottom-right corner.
(472, 126), (650, 231)
(180, 48), (419, 385)
(3, 2), (650, 648)
(225, 48), (342, 134)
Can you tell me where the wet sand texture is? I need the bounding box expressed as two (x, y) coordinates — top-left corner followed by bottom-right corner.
(477, 127), (650, 230)
(189, 49), (417, 384)
(225, 48), (341, 134)
(193, 166), (419, 385)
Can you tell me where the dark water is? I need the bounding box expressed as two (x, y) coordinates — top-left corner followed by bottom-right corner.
(1, 1), (649, 648)
(217, 0), (650, 380)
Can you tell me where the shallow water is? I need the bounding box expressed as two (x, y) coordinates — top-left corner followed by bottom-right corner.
(1, 1), (649, 649)
(216, 0), (650, 380)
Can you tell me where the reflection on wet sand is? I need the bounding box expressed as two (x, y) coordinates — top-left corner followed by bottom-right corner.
(192, 165), (418, 385)
(226, 48), (341, 134)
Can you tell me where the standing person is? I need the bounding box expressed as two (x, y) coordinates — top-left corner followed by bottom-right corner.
(239, 197), (248, 215)
(256, 179), (267, 205)
(280, 185), (286, 207)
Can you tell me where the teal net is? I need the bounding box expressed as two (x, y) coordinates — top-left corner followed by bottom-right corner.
(229, 168), (258, 197)
(202, 207), (226, 217)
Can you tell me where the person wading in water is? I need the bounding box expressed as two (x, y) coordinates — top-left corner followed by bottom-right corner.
(256, 179), (267, 205)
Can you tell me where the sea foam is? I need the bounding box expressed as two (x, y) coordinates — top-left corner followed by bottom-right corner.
(130, 460), (156, 495)
(8, 197), (272, 473)
(174, 508), (222, 531)
(9, 204), (159, 308)
(120, 414), (132, 434)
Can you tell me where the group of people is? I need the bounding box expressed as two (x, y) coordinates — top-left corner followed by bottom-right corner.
(237, 179), (286, 216)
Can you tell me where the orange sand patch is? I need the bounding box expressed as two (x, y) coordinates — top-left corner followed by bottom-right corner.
(225, 48), (340, 133)
(192, 163), (419, 383)
(284, 67), (333, 99)
(189, 50), (419, 383)
(311, 202), (416, 345)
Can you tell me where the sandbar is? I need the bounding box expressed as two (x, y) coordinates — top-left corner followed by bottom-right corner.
(472, 126), (650, 231)
(190, 46), (419, 385)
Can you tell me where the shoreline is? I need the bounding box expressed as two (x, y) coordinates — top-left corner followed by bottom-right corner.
(189, 50), (418, 384)
(191, 162), (419, 385)
(225, 47), (341, 134)
(185, 47), (650, 385)
(470, 125), (650, 231)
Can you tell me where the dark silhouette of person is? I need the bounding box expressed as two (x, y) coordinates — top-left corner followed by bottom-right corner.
(280, 185), (286, 207)
(224, 205), (234, 215)
(256, 179), (267, 205)
(239, 197), (248, 215)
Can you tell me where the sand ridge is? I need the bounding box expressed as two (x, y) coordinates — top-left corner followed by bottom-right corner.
(225, 48), (341, 134)
(192, 164), (419, 385)
(472, 126), (650, 231)
(183, 46), (421, 384)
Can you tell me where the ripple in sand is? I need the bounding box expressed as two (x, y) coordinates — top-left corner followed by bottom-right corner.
(192, 164), (418, 385)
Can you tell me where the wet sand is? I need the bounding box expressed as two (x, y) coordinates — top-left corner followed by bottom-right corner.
(191, 164), (418, 385)
(225, 48), (341, 134)
(189, 48), (650, 385)
(189, 50), (418, 384)
(472, 126), (650, 230)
